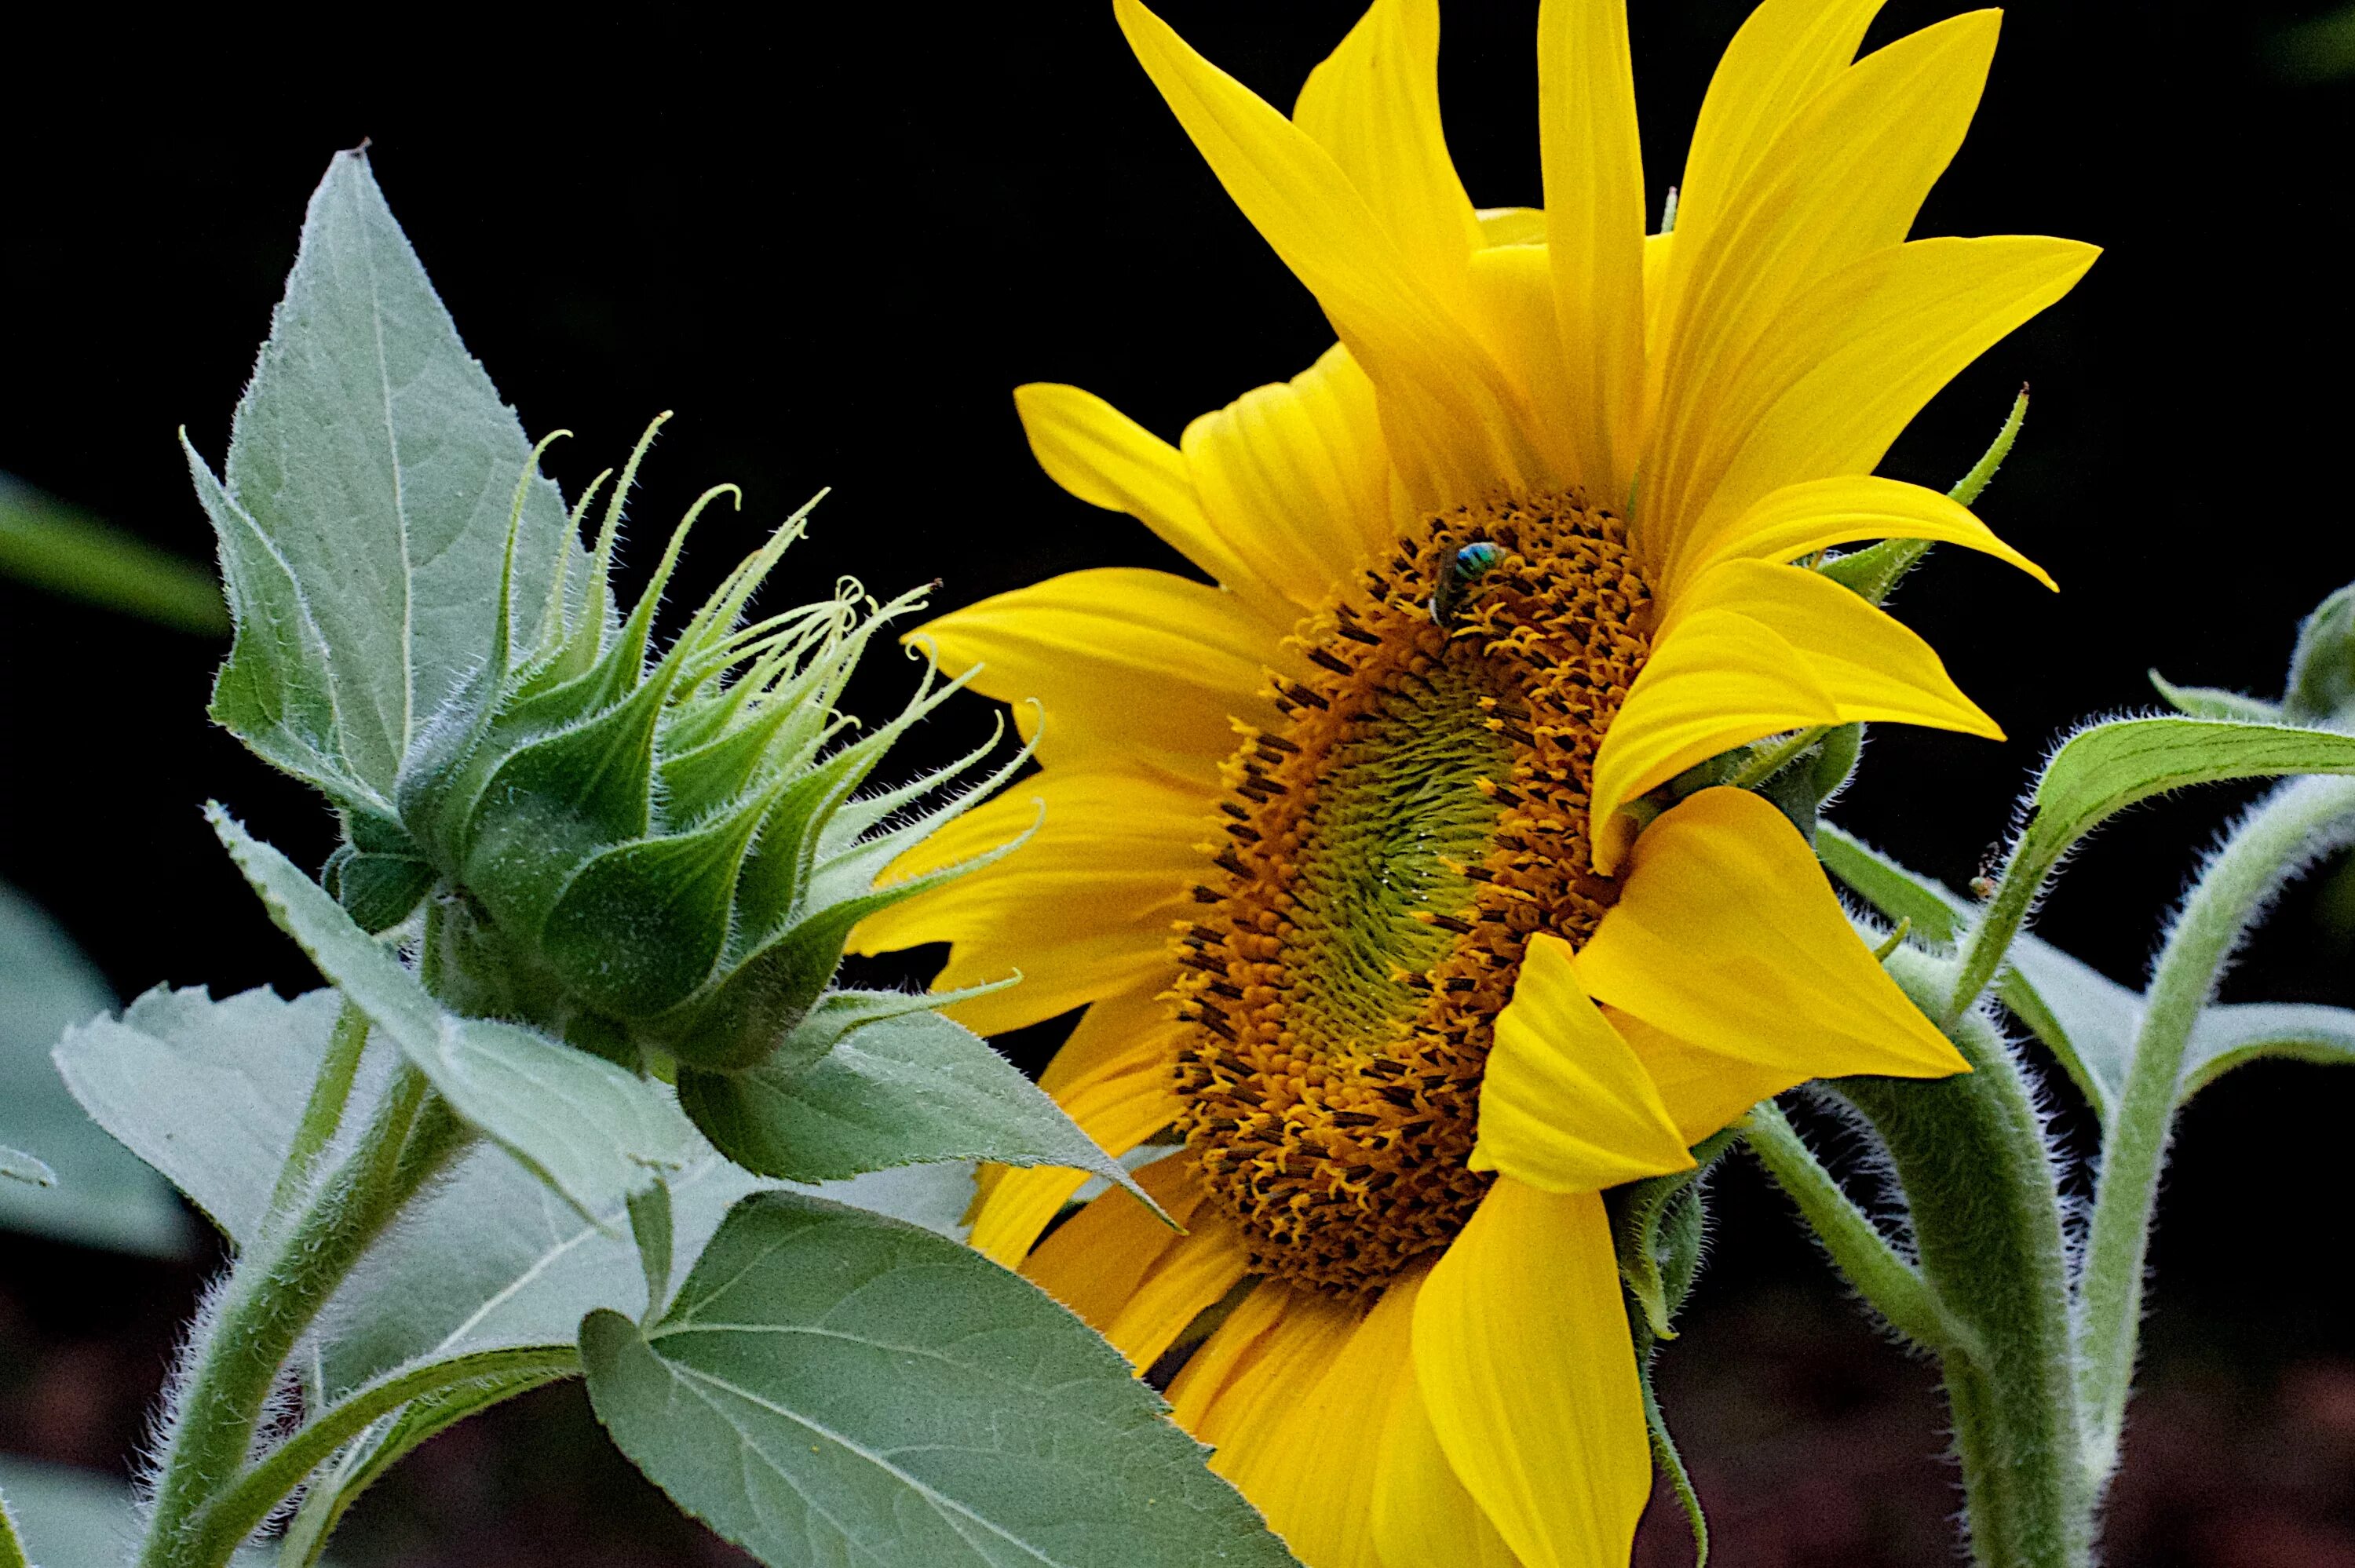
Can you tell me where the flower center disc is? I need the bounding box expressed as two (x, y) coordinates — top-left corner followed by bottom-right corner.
(1174, 492), (1656, 1294)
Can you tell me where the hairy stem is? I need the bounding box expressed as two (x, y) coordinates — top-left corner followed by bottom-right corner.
(139, 1064), (466, 1568)
(1743, 1102), (1972, 1358)
(191, 1346), (578, 1562)
(2076, 775), (2355, 1483)
(1833, 947), (2086, 1568)
(262, 1002), (370, 1227)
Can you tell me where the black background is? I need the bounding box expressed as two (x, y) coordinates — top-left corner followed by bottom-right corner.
(5, 4), (2354, 1563)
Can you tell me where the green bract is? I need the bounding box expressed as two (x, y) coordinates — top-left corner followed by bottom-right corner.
(185, 153), (1022, 1099)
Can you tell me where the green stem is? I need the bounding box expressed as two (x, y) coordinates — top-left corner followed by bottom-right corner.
(2076, 775), (2355, 1484)
(188, 1346), (578, 1563)
(1832, 946), (2085, 1568)
(138, 1065), (466, 1568)
(1742, 1102), (1972, 1358)
(262, 1002), (371, 1226)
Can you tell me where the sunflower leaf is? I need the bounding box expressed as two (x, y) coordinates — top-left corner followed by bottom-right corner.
(201, 149), (580, 800)
(2181, 1002), (2355, 1100)
(2147, 671), (2281, 724)
(210, 807), (699, 1223)
(674, 1003), (1146, 1205)
(0, 885), (190, 1256)
(581, 1191), (1302, 1567)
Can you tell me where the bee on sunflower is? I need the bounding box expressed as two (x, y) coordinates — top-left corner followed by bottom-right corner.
(856, 0), (2095, 1563)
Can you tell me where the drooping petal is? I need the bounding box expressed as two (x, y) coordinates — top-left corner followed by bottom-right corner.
(1470, 932), (1693, 1193)
(849, 768), (1204, 1034)
(1643, 11), (2002, 569)
(1212, 1278), (1424, 1568)
(1592, 559), (2000, 861)
(1415, 1178), (1652, 1568)
(1183, 345), (1402, 611)
(966, 1044), (1183, 1266)
(1371, 1311), (1521, 1568)
(1013, 381), (1294, 618)
(1113, 0), (1537, 508)
(1293, 0), (1481, 304)
(1605, 1005), (1795, 1147)
(1676, 473), (2054, 602)
(1024, 1154), (1248, 1373)
(1679, 235), (2100, 557)
(1587, 606), (1840, 868)
(1538, 0), (1648, 501)
(913, 566), (1288, 782)
(1576, 786), (1969, 1089)
(1668, 557), (2002, 734)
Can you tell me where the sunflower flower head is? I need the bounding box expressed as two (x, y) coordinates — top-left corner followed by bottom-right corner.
(856, 1), (2095, 1562)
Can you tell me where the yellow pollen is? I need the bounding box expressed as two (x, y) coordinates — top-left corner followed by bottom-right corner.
(1171, 490), (1656, 1294)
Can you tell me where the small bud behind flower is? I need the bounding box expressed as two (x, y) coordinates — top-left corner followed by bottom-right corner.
(2285, 582), (2355, 727)
(312, 424), (1020, 1079)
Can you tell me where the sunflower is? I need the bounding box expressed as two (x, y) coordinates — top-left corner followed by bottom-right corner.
(855, 0), (2094, 1562)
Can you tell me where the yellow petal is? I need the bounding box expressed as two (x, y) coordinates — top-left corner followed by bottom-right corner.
(1575, 786), (1969, 1091)
(967, 1045), (1183, 1267)
(1183, 345), (1400, 612)
(1588, 605), (1840, 866)
(1643, 11), (2001, 568)
(1666, 0), (1885, 291)
(1023, 1154), (1247, 1374)
(1678, 473), (2055, 603)
(1013, 381), (1294, 617)
(1104, 1208), (1252, 1374)
(1040, 979), (1188, 1096)
(1476, 205), (1547, 248)
(1606, 1004), (1793, 1147)
(1685, 235), (2100, 552)
(1470, 932), (1693, 1193)
(1214, 1280), (1422, 1568)
(1112, 0), (1535, 508)
(1169, 1282), (1360, 1453)
(1415, 1178), (1652, 1568)
(1593, 559), (2000, 859)
(1293, 0), (1481, 301)
(914, 566), (1287, 782)
(1539, 0), (1648, 501)
(1670, 557), (2002, 734)
(848, 769), (1202, 1035)
(1371, 1312), (1521, 1568)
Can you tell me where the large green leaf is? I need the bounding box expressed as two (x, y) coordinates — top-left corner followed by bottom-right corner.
(0, 884), (189, 1256)
(582, 1192), (1299, 1568)
(2025, 720), (2355, 850)
(200, 149), (578, 798)
(212, 808), (698, 1221)
(319, 1143), (767, 1395)
(2182, 1002), (2355, 1099)
(675, 1001), (1142, 1191)
(55, 984), (374, 1247)
(0, 472), (228, 636)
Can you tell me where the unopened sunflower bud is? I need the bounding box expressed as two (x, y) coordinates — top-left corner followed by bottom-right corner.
(366, 426), (1020, 1074)
(2284, 582), (2355, 727)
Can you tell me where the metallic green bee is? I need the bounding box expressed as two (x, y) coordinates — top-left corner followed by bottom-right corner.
(1429, 540), (1503, 627)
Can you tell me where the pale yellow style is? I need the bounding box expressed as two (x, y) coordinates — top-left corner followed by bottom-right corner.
(855, 1), (2094, 1563)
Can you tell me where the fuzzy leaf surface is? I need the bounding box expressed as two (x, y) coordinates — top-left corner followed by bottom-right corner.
(0, 885), (188, 1256)
(213, 808), (698, 1220)
(210, 149), (577, 797)
(675, 1005), (1136, 1189)
(54, 984), (383, 1246)
(581, 1192), (1299, 1568)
